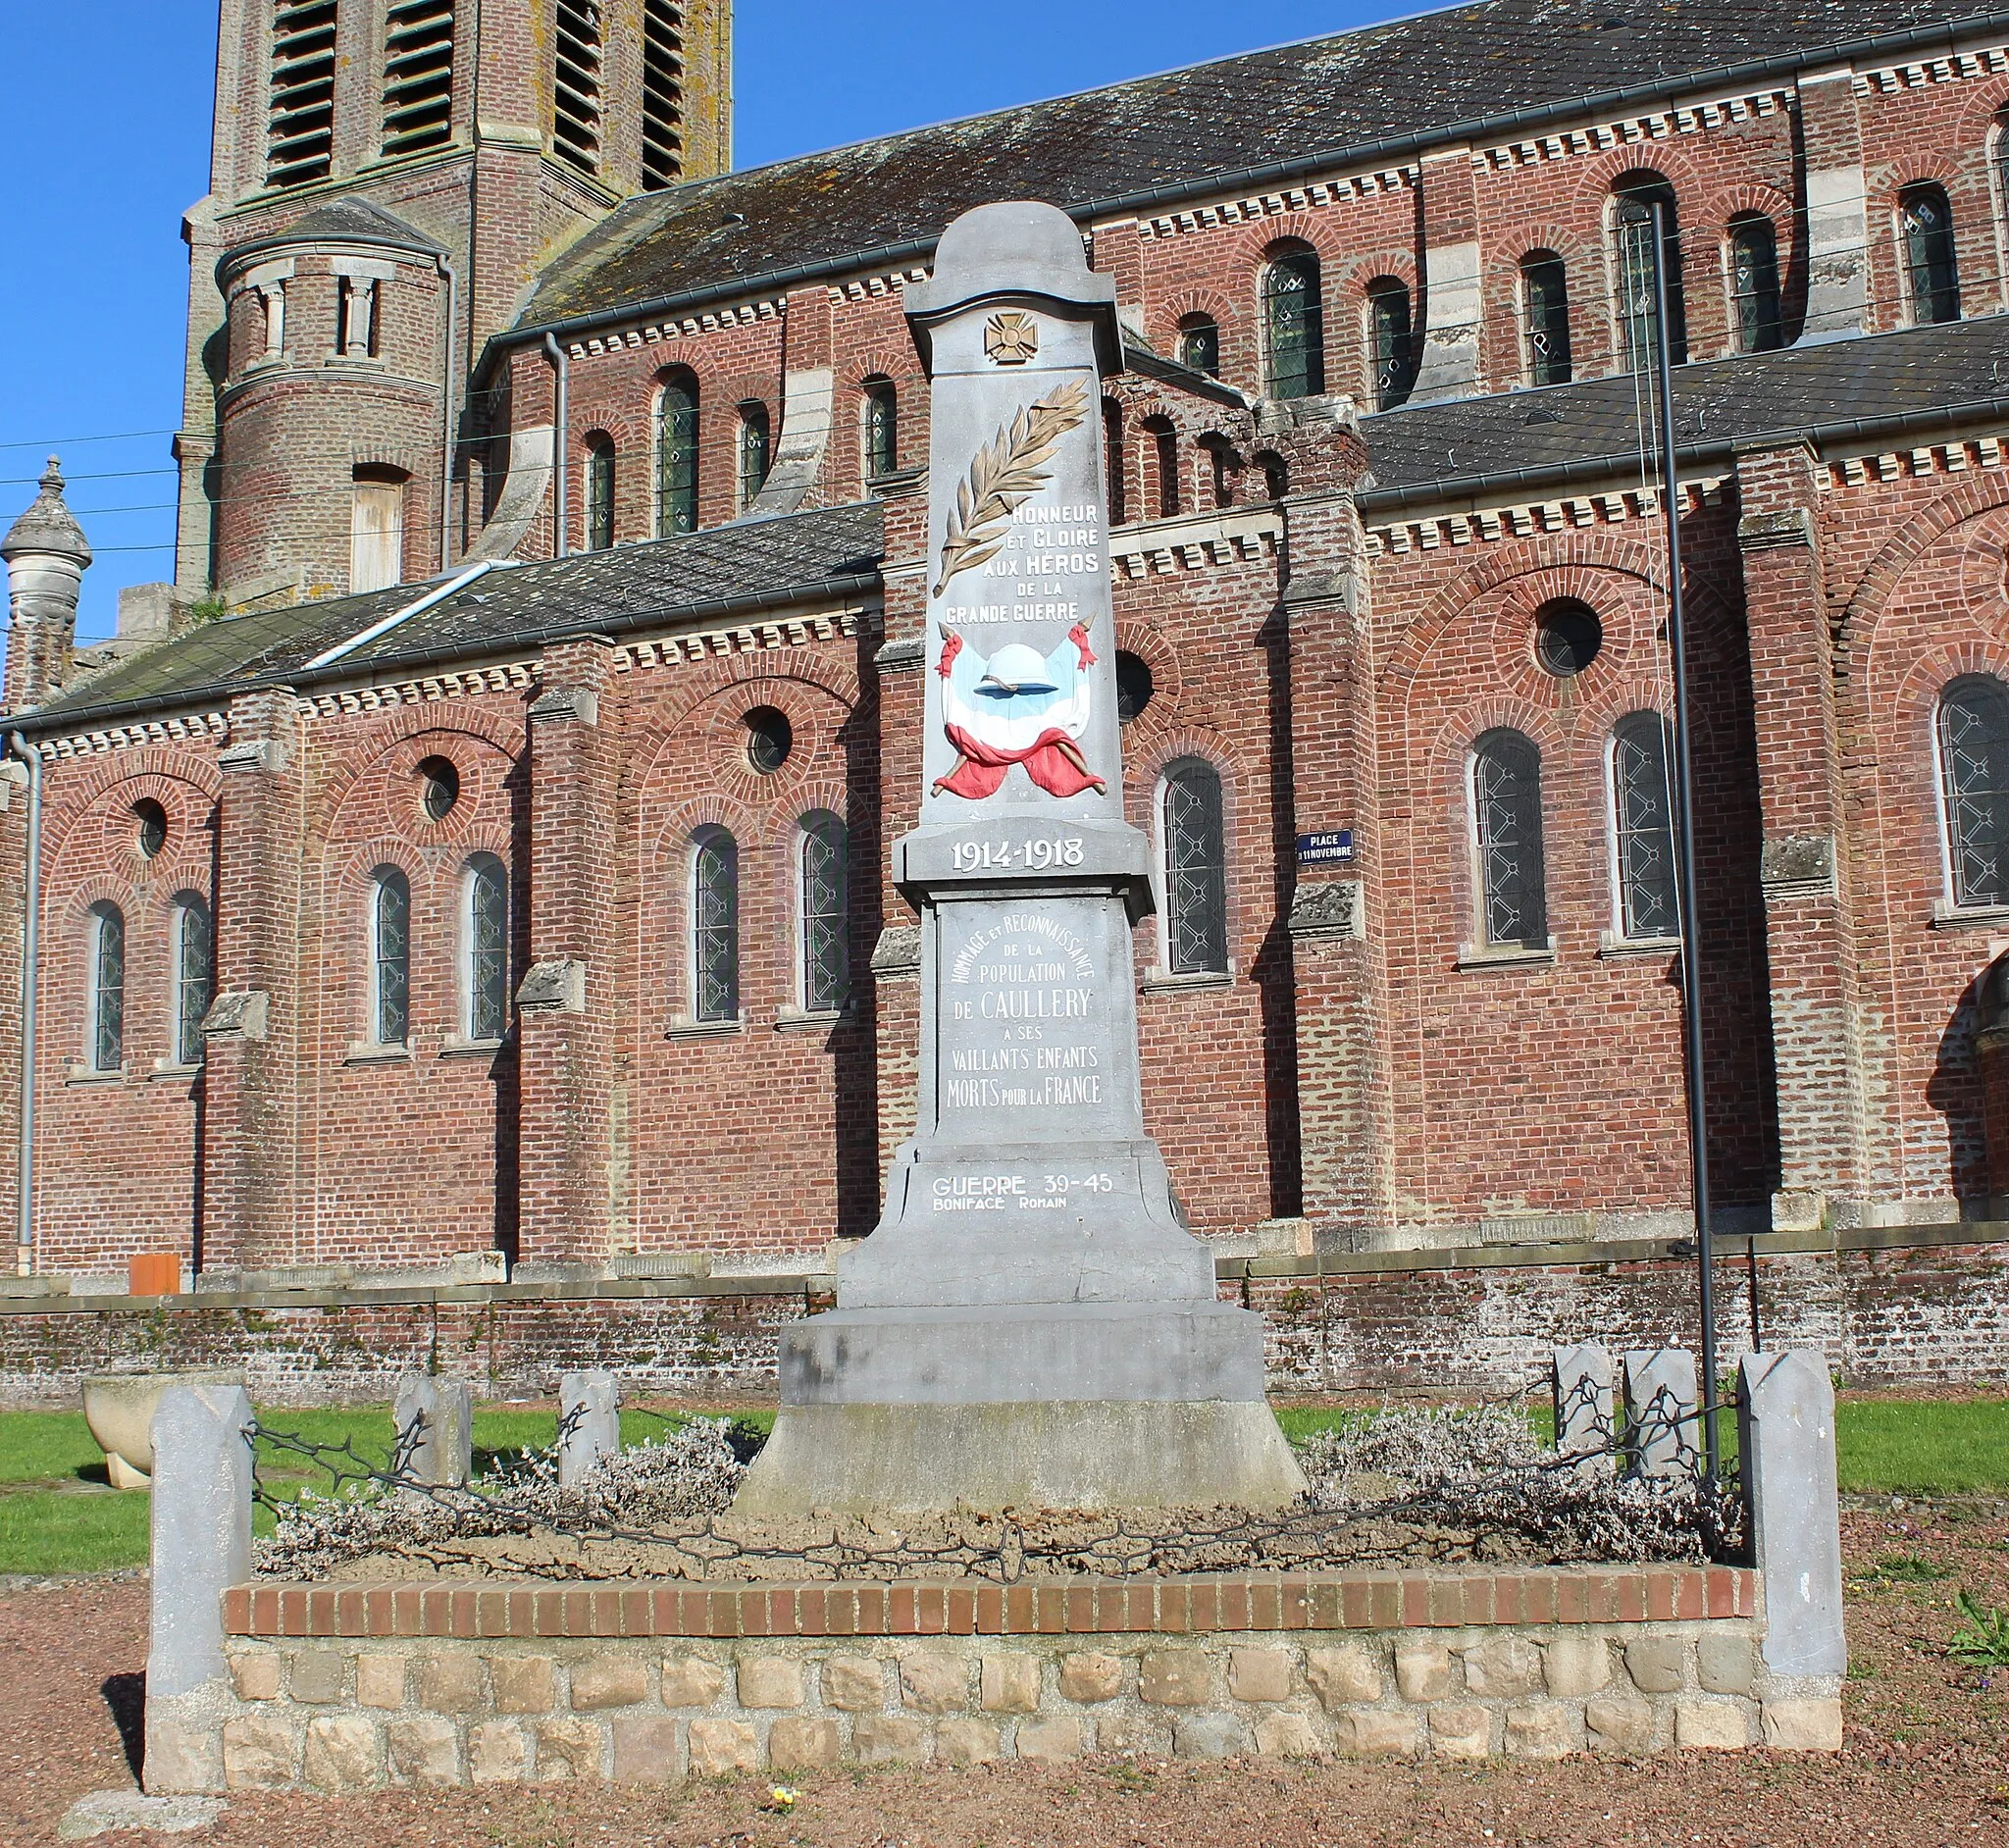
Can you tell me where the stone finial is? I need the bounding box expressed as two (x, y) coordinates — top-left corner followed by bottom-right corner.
(4, 454), (93, 710)
(2, 456), (93, 566)
(903, 198), (1120, 375)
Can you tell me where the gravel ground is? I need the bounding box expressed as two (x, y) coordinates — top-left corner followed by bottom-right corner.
(4, 1505), (2002, 1848)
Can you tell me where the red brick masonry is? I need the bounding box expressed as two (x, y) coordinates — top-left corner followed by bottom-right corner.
(225, 1568), (1759, 1642)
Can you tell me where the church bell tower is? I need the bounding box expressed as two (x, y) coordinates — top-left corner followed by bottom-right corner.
(176, 0), (733, 606)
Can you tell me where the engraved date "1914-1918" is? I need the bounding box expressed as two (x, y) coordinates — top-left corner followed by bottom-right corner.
(951, 836), (1085, 872)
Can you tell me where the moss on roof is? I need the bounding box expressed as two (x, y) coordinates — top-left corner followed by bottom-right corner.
(25, 503), (884, 731)
(522, 0), (1968, 329)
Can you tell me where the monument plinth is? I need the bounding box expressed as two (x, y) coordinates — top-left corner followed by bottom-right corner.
(737, 202), (1304, 1515)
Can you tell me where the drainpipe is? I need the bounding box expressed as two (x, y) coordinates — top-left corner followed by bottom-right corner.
(7, 733), (40, 1277)
(543, 333), (570, 559)
(433, 254), (461, 574)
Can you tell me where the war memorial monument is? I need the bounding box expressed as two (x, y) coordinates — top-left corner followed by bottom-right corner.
(738, 202), (1305, 1515)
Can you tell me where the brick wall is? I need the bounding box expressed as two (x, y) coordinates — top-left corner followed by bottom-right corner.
(26, 436), (2009, 1273)
(2, 1229), (2000, 1403)
(23, 22), (2009, 1307)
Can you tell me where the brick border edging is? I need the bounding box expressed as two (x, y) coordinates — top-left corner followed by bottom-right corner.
(226, 1567), (1757, 1641)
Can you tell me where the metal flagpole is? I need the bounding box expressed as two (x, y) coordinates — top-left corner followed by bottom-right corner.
(1647, 199), (1721, 1480)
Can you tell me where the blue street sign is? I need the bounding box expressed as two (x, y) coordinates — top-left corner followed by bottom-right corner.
(1296, 830), (1355, 865)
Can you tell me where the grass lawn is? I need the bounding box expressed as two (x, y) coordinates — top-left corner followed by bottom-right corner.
(0, 1392), (1999, 1577)
(0, 1402), (758, 1575)
(1833, 1397), (2009, 1494)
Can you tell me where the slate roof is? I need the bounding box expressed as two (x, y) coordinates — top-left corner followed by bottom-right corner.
(2, 460), (91, 565)
(25, 502), (884, 730)
(522, 0), (1980, 331)
(274, 196), (447, 253)
(1357, 315), (2009, 506)
(28, 328), (2009, 735)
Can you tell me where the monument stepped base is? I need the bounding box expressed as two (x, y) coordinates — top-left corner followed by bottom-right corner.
(776, 1298), (1270, 1403)
(734, 1400), (1308, 1516)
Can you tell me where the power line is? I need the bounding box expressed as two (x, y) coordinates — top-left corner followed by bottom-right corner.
(0, 429), (178, 451)
(0, 466), (179, 487)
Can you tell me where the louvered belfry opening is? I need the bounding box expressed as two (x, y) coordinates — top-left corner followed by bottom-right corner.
(553, 0), (605, 173)
(641, 0), (685, 189)
(268, 0), (338, 185)
(382, 0), (456, 157)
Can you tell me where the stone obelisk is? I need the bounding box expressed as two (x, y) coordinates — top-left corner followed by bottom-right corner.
(737, 201), (1303, 1515)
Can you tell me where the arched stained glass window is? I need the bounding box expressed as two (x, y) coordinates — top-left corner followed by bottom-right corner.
(87, 903), (125, 1072)
(1614, 180), (1688, 372)
(1901, 184), (1961, 326)
(799, 812), (849, 1013)
(1160, 760), (1228, 974)
(1521, 252), (1571, 386)
(1263, 248), (1324, 399)
(1177, 316), (1220, 377)
(466, 855), (508, 1041)
(1612, 714), (1678, 941)
(1472, 731), (1549, 950)
(691, 828), (740, 1023)
(1939, 675), (2009, 908)
(737, 401), (771, 511)
(1365, 278), (1417, 411)
(370, 866), (411, 1046)
(1728, 217), (1783, 354)
(585, 435), (615, 551)
(172, 894), (213, 1066)
(1995, 111), (2009, 248)
(656, 374), (698, 536)
(863, 380), (898, 480)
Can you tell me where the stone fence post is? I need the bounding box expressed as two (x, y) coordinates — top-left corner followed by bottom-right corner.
(1550, 1344), (1616, 1472)
(1622, 1348), (1700, 1478)
(1739, 1348), (1846, 1747)
(393, 1375), (473, 1488)
(558, 1369), (620, 1487)
(142, 1382), (255, 1795)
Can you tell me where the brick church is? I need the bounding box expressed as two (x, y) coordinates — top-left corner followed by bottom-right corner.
(7, 0), (2009, 1335)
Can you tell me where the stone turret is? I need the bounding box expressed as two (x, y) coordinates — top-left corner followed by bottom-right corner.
(2, 457), (92, 712)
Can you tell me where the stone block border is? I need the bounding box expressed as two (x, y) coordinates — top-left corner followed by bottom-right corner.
(163, 1564), (1844, 1791)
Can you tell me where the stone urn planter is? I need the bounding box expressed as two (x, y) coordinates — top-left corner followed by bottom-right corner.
(81, 1369), (246, 1489)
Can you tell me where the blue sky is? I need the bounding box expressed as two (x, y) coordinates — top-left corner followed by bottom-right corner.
(0, 2), (1393, 641)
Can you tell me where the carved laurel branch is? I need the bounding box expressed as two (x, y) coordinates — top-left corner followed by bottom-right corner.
(932, 379), (1090, 599)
